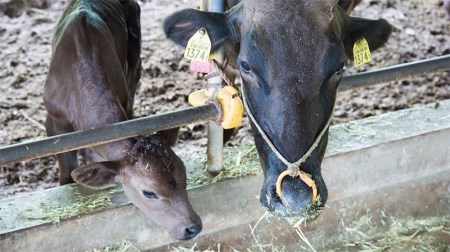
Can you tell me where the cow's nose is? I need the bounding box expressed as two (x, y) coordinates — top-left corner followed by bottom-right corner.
(184, 223), (202, 239)
(267, 185), (282, 209)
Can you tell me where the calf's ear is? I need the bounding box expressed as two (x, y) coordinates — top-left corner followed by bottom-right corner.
(342, 17), (392, 58)
(71, 162), (120, 190)
(163, 9), (235, 51)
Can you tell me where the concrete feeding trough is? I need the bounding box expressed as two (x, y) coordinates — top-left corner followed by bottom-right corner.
(1, 100), (449, 251)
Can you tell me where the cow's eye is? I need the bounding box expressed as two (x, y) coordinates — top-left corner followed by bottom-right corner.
(143, 190), (158, 199)
(336, 62), (346, 75)
(240, 61), (252, 74)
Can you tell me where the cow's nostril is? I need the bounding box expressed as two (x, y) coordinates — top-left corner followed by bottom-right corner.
(270, 185), (282, 205)
(184, 224), (202, 239)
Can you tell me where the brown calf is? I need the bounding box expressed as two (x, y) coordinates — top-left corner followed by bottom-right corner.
(44, 0), (201, 240)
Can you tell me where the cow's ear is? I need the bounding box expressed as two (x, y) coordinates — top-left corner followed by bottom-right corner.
(342, 17), (392, 58)
(163, 9), (236, 51)
(71, 161), (120, 190)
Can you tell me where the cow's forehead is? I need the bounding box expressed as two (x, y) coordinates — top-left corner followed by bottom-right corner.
(239, 1), (336, 71)
(242, 0), (334, 30)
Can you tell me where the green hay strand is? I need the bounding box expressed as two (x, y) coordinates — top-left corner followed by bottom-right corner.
(339, 215), (450, 251)
(90, 240), (141, 252)
(25, 194), (112, 223)
(187, 145), (262, 185)
(171, 243), (218, 252)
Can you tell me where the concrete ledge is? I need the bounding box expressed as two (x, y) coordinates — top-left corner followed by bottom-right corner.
(165, 171), (450, 251)
(1, 100), (450, 251)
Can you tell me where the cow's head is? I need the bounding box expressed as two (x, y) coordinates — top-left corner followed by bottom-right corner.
(71, 135), (202, 240)
(163, 0), (392, 217)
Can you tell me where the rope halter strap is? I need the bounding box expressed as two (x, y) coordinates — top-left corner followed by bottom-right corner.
(208, 60), (334, 203)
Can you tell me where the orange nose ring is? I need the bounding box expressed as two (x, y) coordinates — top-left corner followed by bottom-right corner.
(275, 170), (318, 202)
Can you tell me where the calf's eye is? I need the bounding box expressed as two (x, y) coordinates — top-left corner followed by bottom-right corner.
(240, 61), (252, 74)
(143, 190), (158, 199)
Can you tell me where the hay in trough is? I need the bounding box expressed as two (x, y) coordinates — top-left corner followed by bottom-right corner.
(171, 243), (218, 252)
(170, 210), (449, 251)
(337, 214), (450, 251)
(187, 145), (262, 185)
(24, 193), (112, 223)
(90, 240), (140, 252)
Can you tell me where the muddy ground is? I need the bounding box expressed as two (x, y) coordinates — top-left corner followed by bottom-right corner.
(0, 0), (449, 199)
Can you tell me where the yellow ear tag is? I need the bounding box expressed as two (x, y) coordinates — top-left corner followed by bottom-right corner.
(217, 86), (244, 129)
(353, 37), (372, 67)
(184, 28), (212, 62)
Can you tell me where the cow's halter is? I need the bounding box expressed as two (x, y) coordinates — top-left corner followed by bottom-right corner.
(209, 60), (335, 202)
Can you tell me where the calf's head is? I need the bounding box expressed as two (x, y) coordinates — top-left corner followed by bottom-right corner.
(71, 135), (202, 240)
(164, 0), (391, 217)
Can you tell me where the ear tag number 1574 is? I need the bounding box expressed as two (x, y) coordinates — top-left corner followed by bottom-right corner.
(184, 28), (212, 62)
(353, 37), (372, 67)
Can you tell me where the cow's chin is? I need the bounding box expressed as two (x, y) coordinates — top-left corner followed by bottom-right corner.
(260, 172), (327, 221)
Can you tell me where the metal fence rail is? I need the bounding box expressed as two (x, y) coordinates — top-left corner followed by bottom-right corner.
(0, 105), (217, 166)
(0, 55), (449, 166)
(339, 54), (450, 91)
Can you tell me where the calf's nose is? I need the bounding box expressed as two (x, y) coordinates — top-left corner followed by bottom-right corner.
(183, 223), (202, 240)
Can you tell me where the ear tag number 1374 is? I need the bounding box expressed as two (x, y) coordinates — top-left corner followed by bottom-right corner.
(353, 37), (372, 67)
(184, 28), (212, 62)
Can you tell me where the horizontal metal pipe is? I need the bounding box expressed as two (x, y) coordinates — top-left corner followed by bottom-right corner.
(339, 54), (450, 91)
(0, 104), (218, 166)
(0, 55), (448, 166)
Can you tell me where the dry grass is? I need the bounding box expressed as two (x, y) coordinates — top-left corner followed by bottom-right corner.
(169, 210), (449, 252)
(24, 193), (112, 223)
(187, 145), (262, 185)
(89, 240), (140, 252)
(338, 214), (450, 251)
(171, 243), (220, 252)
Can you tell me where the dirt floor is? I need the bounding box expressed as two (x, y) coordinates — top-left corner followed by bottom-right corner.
(0, 0), (449, 199)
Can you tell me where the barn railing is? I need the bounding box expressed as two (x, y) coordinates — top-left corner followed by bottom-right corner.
(0, 54), (449, 167)
(339, 54), (450, 91)
(0, 105), (218, 165)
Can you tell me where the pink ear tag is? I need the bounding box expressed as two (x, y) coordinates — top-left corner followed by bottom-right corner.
(190, 60), (212, 73)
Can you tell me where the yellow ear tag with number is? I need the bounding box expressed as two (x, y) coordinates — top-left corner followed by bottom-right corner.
(184, 28), (212, 62)
(353, 37), (372, 67)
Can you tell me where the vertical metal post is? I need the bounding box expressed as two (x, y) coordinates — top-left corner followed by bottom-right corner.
(205, 0), (225, 175)
(207, 0), (225, 12)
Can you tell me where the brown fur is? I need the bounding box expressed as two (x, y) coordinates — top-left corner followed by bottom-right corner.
(44, 0), (201, 240)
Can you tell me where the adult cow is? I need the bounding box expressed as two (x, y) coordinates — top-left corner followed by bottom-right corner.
(202, 0), (361, 13)
(164, 0), (392, 217)
(44, 0), (201, 240)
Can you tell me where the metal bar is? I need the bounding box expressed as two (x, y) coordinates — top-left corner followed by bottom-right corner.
(1, 54), (447, 166)
(207, 0), (225, 12)
(206, 0), (226, 175)
(207, 122), (224, 175)
(0, 104), (218, 166)
(339, 54), (450, 91)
